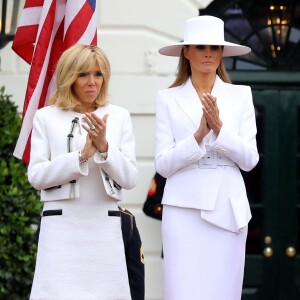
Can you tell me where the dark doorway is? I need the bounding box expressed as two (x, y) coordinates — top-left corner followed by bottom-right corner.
(238, 76), (300, 300)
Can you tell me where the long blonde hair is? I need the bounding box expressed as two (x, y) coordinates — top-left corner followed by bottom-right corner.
(169, 46), (231, 88)
(49, 44), (111, 110)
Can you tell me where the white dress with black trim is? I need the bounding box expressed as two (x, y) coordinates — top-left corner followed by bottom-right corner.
(29, 105), (137, 300)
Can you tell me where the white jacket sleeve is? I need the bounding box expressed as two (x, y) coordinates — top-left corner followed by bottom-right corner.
(211, 86), (259, 171)
(94, 109), (138, 190)
(28, 110), (85, 191)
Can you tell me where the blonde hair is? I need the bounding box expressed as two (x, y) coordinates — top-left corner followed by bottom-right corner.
(49, 44), (111, 109)
(169, 46), (231, 88)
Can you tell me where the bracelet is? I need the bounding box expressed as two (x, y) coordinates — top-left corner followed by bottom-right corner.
(99, 151), (108, 158)
(78, 150), (88, 165)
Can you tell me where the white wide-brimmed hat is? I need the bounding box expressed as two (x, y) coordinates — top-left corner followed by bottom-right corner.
(159, 15), (251, 57)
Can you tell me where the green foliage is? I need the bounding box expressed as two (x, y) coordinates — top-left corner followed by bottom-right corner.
(0, 87), (42, 300)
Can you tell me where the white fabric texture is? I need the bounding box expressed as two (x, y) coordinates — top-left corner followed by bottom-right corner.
(155, 76), (259, 232)
(155, 76), (258, 299)
(162, 205), (248, 300)
(29, 104), (137, 300)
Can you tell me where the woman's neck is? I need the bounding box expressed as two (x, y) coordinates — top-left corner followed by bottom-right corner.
(74, 104), (96, 114)
(191, 72), (216, 97)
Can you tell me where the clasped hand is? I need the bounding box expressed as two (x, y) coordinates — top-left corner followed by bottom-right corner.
(81, 112), (109, 159)
(194, 93), (223, 143)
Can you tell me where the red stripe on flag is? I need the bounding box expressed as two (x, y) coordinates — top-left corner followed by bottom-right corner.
(91, 30), (97, 46)
(22, 133), (32, 165)
(64, 2), (94, 47)
(12, 25), (39, 63)
(24, 0), (44, 8)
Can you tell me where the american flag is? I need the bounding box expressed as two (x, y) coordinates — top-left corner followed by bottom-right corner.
(12, 0), (97, 164)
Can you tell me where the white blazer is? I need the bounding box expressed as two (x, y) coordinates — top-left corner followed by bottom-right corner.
(28, 104), (138, 202)
(155, 76), (259, 232)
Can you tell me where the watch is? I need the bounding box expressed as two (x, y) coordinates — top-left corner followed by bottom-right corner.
(78, 150), (88, 165)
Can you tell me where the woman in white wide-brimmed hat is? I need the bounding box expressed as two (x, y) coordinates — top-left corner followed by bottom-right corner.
(155, 15), (259, 300)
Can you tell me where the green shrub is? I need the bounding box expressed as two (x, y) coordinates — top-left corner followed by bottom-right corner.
(0, 86), (42, 300)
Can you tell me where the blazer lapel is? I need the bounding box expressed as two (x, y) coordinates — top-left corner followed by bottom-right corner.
(174, 79), (203, 129)
(172, 76), (230, 144)
(205, 76), (225, 144)
(211, 76), (228, 117)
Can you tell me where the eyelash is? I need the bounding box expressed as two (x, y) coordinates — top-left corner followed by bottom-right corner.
(78, 72), (103, 78)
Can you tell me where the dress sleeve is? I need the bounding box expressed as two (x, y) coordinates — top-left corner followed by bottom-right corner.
(28, 111), (85, 191)
(94, 109), (138, 190)
(211, 86), (259, 172)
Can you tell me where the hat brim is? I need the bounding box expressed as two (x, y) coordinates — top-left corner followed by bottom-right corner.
(158, 41), (251, 57)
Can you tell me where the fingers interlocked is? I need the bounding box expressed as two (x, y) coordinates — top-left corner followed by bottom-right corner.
(202, 93), (216, 115)
(89, 124), (96, 131)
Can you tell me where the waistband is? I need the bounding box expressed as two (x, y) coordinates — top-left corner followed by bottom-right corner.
(182, 150), (237, 171)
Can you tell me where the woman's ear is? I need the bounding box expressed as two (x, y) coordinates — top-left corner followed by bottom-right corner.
(183, 46), (189, 60)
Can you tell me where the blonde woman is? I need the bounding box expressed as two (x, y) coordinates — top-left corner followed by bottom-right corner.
(28, 44), (142, 299)
(156, 16), (259, 300)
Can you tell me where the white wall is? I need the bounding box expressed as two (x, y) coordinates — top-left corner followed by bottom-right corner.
(0, 1), (213, 299)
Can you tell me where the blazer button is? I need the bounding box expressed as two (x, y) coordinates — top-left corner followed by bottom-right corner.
(189, 155), (199, 161)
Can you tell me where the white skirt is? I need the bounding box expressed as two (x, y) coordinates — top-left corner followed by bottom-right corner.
(30, 158), (131, 300)
(162, 205), (248, 300)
